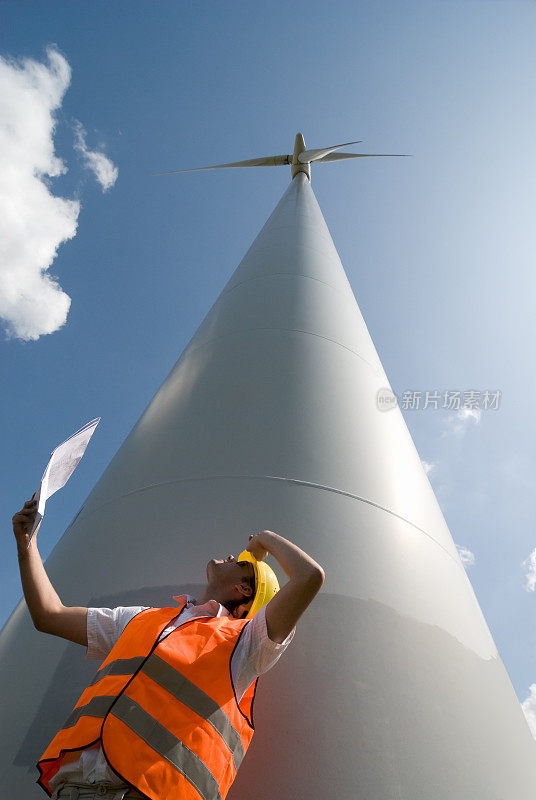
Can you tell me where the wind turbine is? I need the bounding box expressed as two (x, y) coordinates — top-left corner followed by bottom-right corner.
(154, 131), (409, 180)
(1, 133), (535, 799)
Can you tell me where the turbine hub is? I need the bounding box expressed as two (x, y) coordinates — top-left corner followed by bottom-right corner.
(291, 133), (310, 181)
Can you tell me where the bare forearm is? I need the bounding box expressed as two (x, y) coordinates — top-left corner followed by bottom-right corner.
(12, 498), (88, 645)
(17, 539), (62, 630)
(247, 530), (324, 643)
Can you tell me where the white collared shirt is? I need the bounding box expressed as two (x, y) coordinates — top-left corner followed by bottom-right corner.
(51, 596), (294, 790)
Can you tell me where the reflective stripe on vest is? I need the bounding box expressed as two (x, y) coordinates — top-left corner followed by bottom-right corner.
(111, 695), (222, 800)
(141, 653), (245, 769)
(62, 695), (116, 729)
(89, 656), (145, 686)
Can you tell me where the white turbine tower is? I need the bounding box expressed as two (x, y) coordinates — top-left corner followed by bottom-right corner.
(1, 133), (535, 798)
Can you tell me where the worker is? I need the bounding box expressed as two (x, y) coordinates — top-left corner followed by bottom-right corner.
(12, 496), (325, 800)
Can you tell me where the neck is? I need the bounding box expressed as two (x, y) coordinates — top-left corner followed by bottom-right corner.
(195, 584), (226, 607)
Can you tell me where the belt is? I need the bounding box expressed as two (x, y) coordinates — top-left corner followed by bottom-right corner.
(54, 783), (145, 799)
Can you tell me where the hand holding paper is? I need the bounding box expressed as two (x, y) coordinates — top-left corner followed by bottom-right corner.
(28, 418), (100, 545)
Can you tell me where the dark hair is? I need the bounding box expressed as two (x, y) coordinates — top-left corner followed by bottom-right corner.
(224, 569), (256, 618)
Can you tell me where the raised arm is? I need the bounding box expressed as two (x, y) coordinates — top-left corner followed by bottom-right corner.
(12, 497), (88, 646)
(247, 530), (324, 643)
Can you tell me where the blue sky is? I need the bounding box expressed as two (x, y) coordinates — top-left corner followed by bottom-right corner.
(1, 0), (535, 728)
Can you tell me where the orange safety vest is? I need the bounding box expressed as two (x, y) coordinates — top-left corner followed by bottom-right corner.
(37, 598), (257, 800)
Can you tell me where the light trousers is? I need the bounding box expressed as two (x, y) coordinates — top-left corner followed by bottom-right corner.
(53, 783), (144, 800)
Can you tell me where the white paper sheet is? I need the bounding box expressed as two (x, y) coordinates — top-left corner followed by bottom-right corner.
(28, 418), (100, 544)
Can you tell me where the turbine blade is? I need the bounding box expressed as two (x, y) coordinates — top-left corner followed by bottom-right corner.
(153, 154), (291, 175)
(298, 141), (362, 164)
(315, 152), (411, 163)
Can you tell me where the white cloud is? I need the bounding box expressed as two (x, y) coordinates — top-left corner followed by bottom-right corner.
(421, 459), (436, 475)
(456, 544), (475, 567)
(442, 406), (482, 437)
(521, 685), (536, 739)
(522, 547), (536, 592)
(74, 121), (118, 191)
(0, 47), (79, 340)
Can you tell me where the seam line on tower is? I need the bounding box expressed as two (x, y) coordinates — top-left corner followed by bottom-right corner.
(183, 326), (386, 378)
(219, 272), (352, 302)
(253, 223), (334, 248)
(75, 474), (462, 570)
(242, 238), (340, 263)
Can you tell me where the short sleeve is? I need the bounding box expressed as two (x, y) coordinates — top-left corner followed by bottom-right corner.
(231, 605), (295, 701)
(86, 606), (148, 661)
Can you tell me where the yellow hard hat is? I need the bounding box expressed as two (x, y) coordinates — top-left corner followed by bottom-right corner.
(238, 550), (280, 618)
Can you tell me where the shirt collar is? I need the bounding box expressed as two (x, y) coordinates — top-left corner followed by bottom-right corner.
(173, 594), (230, 618)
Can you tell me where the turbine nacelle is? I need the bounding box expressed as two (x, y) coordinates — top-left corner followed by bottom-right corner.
(155, 133), (409, 181)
